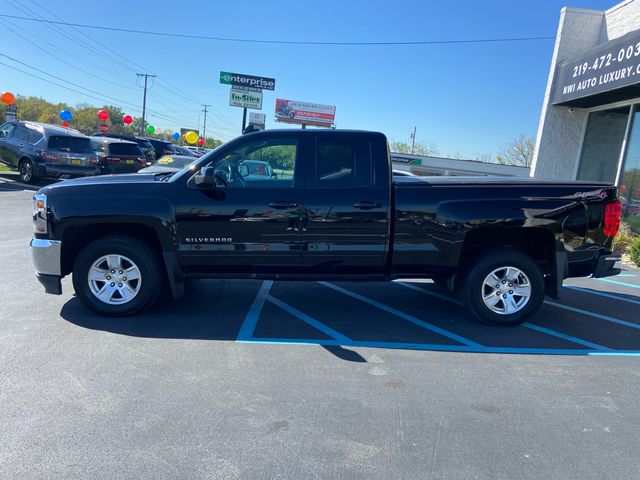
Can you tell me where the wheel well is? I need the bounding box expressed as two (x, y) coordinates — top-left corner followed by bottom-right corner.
(18, 156), (30, 167)
(460, 228), (556, 276)
(60, 223), (163, 276)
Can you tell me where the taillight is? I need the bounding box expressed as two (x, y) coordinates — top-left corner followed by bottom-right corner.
(163, 149), (172, 155)
(104, 157), (120, 164)
(603, 200), (622, 237)
(137, 157), (146, 164)
(38, 150), (58, 162)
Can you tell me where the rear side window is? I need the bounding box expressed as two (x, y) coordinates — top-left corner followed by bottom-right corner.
(48, 136), (92, 153)
(109, 143), (142, 156)
(26, 130), (44, 144)
(91, 141), (106, 153)
(138, 140), (153, 150)
(12, 125), (29, 141)
(316, 138), (372, 187)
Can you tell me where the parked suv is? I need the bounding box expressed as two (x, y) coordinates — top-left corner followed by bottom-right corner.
(146, 138), (177, 160)
(0, 121), (97, 183)
(92, 133), (156, 163)
(90, 137), (147, 174)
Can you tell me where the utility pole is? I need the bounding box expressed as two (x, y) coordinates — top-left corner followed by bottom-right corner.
(201, 104), (211, 142)
(410, 126), (416, 155)
(136, 73), (156, 136)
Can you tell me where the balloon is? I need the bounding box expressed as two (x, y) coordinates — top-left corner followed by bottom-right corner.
(59, 109), (72, 122)
(198, 138), (205, 146)
(185, 131), (198, 144)
(97, 109), (109, 120)
(122, 114), (133, 125)
(172, 132), (180, 140)
(1, 92), (15, 105)
(61, 121), (69, 127)
(146, 125), (155, 135)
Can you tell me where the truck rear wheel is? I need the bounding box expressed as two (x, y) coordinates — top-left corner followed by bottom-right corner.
(463, 249), (544, 326)
(72, 236), (163, 316)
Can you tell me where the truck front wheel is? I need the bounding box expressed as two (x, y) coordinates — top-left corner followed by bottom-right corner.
(72, 236), (163, 316)
(463, 249), (545, 326)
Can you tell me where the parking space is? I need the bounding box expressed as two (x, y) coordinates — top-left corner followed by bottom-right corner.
(3, 179), (640, 480)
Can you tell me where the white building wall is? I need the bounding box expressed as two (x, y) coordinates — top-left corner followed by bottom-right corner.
(532, 0), (640, 180)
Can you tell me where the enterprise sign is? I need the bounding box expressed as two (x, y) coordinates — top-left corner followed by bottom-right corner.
(552, 29), (640, 105)
(219, 71), (276, 91)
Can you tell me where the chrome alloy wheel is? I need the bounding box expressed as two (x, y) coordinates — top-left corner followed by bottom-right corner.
(20, 162), (32, 182)
(87, 254), (142, 305)
(481, 266), (531, 315)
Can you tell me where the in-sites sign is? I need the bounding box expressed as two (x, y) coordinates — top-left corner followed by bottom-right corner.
(275, 99), (336, 125)
(229, 89), (263, 109)
(220, 71), (276, 91)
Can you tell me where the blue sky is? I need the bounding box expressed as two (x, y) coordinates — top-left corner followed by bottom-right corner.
(0, 0), (616, 157)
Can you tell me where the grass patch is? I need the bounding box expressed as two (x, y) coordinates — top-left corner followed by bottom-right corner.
(0, 164), (12, 172)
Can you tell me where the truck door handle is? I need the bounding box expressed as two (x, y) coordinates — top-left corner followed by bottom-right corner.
(353, 201), (381, 210)
(268, 201), (297, 209)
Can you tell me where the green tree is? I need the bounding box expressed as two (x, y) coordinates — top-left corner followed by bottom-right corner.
(496, 134), (535, 167)
(390, 140), (438, 156)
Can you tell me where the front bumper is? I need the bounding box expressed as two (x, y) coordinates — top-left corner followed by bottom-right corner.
(30, 238), (62, 295)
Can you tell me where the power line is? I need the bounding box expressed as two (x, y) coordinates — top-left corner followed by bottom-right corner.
(0, 13), (555, 46)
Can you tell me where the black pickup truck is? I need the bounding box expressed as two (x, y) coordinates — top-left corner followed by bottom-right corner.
(30, 130), (622, 325)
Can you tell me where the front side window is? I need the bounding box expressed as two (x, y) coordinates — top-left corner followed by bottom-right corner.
(210, 138), (298, 188)
(0, 122), (15, 137)
(315, 138), (372, 187)
(577, 106), (630, 183)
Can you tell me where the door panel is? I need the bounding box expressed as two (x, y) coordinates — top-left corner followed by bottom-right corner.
(302, 136), (390, 272)
(175, 135), (307, 273)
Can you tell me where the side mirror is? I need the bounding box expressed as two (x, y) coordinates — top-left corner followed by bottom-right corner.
(193, 166), (223, 189)
(239, 164), (249, 177)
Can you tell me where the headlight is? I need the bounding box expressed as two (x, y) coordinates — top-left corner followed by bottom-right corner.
(32, 193), (48, 234)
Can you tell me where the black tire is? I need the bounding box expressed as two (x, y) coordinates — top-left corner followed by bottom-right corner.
(72, 235), (163, 316)
(462, 249), (545, 326)
(19, 158), (36, 184)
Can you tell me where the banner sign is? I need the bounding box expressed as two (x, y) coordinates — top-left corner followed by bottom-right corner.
(248, 112), (266, 130)
(219, 71), (276, 91)
(274, 99), (336, 125)
(230, 89), (263, 109)
(552, 29), (640, 105)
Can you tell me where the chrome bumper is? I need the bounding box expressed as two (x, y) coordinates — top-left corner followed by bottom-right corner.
(30, 238), (62, 276)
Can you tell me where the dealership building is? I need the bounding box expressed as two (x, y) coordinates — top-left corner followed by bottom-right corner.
(532, 0), (640, 231)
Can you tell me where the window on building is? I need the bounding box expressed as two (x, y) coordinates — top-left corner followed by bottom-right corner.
(620, 106), (640, 234)
(577, 106), (630, 183)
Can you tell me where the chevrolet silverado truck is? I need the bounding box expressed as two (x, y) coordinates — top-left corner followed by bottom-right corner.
(29, 130), (622, 325)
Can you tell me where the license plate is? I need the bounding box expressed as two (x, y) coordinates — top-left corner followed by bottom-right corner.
(71, 159), (81, 165)
(126, 159), (134, 164)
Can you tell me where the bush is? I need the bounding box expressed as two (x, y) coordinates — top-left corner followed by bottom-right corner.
(614, 223), (634, 254)
(630, 236), (640, 267)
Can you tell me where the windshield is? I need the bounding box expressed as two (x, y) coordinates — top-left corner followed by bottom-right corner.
(167, 141), (226, 182)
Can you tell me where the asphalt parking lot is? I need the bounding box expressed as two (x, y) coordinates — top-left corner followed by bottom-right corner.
(2, 174), (640, 480)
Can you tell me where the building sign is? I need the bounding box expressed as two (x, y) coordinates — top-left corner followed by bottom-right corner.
(229, 89), (263, 109)
(552, 29), (640, 105)
(274, 99), (336, 126)
(390, 154), (421, 165)
(248, 112), (266, 130)
(219, 71), (276, 91)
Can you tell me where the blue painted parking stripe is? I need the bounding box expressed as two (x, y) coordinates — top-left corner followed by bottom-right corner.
(267, 295), (352, 342)
(236, 281), (273, 340)
(521, 323), (611, 351)
(544, 300), (640, 330)
(564, 285), (640, 306)
(238, 337), (640, 356)
(398, 282), (610, 349)
(596, 278), (640, 289)
(319, 282), (482, 347)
